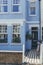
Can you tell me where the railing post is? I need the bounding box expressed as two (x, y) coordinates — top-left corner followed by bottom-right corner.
(22, 44), (25, 63)
(40, 43), (43, 64)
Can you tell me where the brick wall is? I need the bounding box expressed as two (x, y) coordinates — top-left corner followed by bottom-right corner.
(0, 52), (22, 64)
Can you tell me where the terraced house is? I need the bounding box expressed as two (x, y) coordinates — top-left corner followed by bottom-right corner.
(0, 0), (42, 64)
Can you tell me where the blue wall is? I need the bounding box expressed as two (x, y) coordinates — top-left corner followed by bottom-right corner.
(0, 0), (26, 19)
(0, 0), (40, 51)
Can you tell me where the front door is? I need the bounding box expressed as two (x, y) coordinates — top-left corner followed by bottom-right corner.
(32, 27), (38, 49)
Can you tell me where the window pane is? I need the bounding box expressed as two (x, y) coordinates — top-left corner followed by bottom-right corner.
(0, 25), (7, 33)
(13, 0), (15, 4)
(13, 34), (21, 43)
(30, 2), (35, 7)
(3, 0), (8, 4)
(16, 0), (20, 4)
(13, 5), (19, 12)
(0, 34), (7, 43)
(3, 6), (8, 12)
(30, 7), (35, 15)
(13, 24), (20, 33)
(13, 0), (20, 4)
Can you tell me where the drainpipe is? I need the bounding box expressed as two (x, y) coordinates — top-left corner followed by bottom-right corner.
(39, 0), (41, 42)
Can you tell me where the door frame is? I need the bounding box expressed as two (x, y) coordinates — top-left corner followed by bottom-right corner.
(31, 27), (38, 49)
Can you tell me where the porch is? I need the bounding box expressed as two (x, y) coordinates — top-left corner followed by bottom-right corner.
(24, 49), (40, 64)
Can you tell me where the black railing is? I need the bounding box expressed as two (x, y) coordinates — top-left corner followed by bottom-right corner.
(0, 62), (28, 65)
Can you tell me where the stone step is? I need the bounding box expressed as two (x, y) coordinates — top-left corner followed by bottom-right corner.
(24, 49), (40, 64)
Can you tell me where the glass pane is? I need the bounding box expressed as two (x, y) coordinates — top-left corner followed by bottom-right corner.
(13, 5), (19, 12)
(13, 34), (21, 43)
(30, 1), (35, 7)
(3, 6), (8, 12)
(32, 27), (38, 30)
(16, 0), (20, 4)
(0, 34), (4, 39)
(3, 0), (8, 4)
(13, 0), (20, 4)
(30, 7), (35, 15)
(13, 25), (20, 33)
(13, 0), (15, 4)
(0, 34), (7, 43)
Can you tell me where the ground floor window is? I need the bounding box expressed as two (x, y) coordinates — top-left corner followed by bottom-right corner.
(0, 25), (8, 43)
(12, 24), (21, 43)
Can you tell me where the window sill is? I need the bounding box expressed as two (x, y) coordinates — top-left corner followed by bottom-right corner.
(11, 43), (22, 45)
(29, 15), (36, 16)
(0, 43), (8, 45)
(0, 12), (21, 14)
(10, 12), (21, 14)
(0, 12), (9, 14)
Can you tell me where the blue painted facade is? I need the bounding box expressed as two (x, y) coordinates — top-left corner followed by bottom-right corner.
(0, 0), (40, 52)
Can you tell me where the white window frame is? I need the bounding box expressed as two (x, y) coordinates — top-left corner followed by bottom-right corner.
(12, 24), (21, 45)
(0, 25), (8, 44)
(0, 0), (8, 14)
(11, 0), (21, 13)
(29, 0), (36, 16)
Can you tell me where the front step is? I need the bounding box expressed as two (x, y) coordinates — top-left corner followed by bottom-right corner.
(24, 49), (40, 64)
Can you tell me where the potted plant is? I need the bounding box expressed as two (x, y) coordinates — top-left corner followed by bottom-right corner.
(13, 37), (21, 43)
(26, 32), (32, 50)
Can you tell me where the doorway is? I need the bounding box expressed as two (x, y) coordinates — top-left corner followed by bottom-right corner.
(32, 27), (38, 49)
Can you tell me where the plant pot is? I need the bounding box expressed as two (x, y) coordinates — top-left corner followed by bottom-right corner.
(26, 40), (32, 50)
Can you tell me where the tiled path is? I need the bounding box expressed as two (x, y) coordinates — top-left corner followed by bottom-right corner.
(24, 49), (40, 64)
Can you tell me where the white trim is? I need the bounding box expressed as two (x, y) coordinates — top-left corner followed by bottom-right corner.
(0, 19), (25, 26)
(11, 43), (22, 45)
(29, 24), (39, 29)
(22, 44), (25, 63)
(0, 50), (23, 53)
(0, 43), (8, 45)
(29, 15), (36, 16)
(26, 21), (39, 24)
(10, 12), (21, 14)
(0, 32), (8, 35)
(29, 0), (37, 2)
(0, 12), (9, 14)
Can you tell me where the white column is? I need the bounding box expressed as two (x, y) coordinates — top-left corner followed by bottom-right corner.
(40, 44), (43, 64)
(22, 44), (25, 63)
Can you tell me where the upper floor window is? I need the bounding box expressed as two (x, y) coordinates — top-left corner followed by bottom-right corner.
(29, 0), (36, 15)
(12, 24), (21, 43)
(0, 25), (8, 43)
(3, 0), (8, 4)
(12, 0), (20, 12)
(0, 0), (8, 13)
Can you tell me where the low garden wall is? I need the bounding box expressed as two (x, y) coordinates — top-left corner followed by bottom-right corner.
(0, 52), (22, 64)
